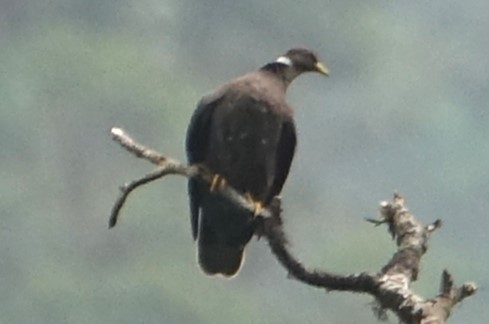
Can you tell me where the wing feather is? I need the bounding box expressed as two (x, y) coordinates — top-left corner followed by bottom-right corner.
(267, 119), (297, 203)
(185, 94), (223, 239)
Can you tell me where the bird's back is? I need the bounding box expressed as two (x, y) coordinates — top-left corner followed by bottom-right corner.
(203, 71), (292, 199)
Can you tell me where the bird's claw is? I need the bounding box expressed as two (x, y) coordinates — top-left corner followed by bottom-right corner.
(245, 193), (263, 216)
(253, 202), (263, 217)
(210, 174), (227, 192)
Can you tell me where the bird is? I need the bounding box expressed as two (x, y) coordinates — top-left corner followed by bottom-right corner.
(186, 48), (328, 277)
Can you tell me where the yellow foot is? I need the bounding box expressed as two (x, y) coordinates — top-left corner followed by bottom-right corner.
(245, 193), (263, 216)
(210, 174), (227, 192)
(253, 201), (263, 217)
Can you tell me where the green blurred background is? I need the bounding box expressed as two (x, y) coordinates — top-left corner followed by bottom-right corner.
(1, 0), (488, 323)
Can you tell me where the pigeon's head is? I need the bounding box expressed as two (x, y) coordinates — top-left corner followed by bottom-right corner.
(276, 48), (329, 76)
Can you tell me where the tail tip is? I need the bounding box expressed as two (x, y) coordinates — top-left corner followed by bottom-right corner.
(197, 244), (246, 278)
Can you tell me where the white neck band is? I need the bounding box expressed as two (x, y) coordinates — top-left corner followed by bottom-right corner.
(275, 56), (292, 66)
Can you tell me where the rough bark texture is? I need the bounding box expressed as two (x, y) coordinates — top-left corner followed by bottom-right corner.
(109, 127), (476, 323)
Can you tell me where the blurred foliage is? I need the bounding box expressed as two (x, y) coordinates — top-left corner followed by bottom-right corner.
(1, 0), (488, 323)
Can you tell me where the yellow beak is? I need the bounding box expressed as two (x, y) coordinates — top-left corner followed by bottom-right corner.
(315, 62), (330, 76)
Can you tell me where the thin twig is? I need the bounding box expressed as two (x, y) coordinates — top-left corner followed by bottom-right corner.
(109, 165), (182, 228)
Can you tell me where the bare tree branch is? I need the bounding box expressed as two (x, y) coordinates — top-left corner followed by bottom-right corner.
(109, 127), (476, 323)
(109, 127), (272, 228)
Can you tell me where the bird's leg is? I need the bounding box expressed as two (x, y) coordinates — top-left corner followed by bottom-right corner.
(253, 201), (263, 217)
(245, 193), (263, 216)
(194, 163), (227, 192)
(210, 174), (227, 192)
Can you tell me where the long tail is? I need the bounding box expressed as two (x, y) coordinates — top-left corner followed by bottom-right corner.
(197, 193), (254, 277)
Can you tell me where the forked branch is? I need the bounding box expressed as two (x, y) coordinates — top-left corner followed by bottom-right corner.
(109, 127), (476, 323)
